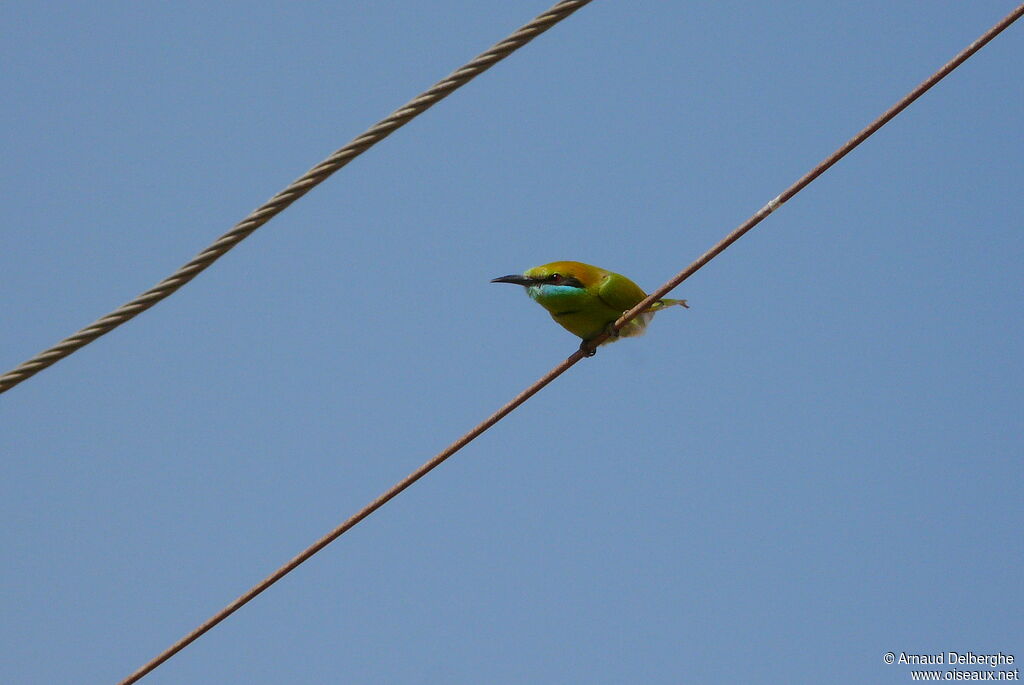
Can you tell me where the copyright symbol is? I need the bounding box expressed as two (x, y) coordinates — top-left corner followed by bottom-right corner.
(884, 652), (896, 664)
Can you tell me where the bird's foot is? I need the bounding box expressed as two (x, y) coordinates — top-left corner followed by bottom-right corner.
(579, 323), (620, 358)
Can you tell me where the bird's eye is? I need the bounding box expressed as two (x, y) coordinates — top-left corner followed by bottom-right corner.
(549, 273), (562, 283)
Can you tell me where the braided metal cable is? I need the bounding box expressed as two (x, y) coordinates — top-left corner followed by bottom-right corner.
(0, 0), (595, 396)
(117, 5), (1022, 683)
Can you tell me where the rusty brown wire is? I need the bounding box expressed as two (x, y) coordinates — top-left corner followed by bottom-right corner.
(0, 0), (595, 396)
(581, 1), (1024, 353)
(117, 4), (1023, 683)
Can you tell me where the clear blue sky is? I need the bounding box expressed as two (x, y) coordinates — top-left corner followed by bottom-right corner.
(2, 2), (1021, 683)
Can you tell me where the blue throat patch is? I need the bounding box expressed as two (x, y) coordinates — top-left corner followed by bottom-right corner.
(527, 284), (584, 302)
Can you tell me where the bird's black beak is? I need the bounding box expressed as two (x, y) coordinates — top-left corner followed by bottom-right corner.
(491, 274), (535, 286)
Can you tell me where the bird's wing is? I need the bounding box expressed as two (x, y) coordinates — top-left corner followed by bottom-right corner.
(596, 272), (648, 312)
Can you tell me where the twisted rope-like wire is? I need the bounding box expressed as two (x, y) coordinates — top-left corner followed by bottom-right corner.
(117, 4), (1023, 683)
(0, 0), (595, 396)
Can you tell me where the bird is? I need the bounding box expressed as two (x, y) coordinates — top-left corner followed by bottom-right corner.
(491, 261), (687, 356)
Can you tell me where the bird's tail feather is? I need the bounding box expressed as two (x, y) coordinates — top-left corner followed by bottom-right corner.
(652, 298), (689, 310)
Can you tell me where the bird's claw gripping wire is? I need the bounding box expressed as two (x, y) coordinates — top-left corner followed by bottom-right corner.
(579, 322), (620, 358)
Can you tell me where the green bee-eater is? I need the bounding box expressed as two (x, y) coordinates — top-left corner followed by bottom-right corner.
(492, 261), (687, 355)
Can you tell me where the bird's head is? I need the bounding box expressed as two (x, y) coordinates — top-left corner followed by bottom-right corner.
(490, 261), (602, 294)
